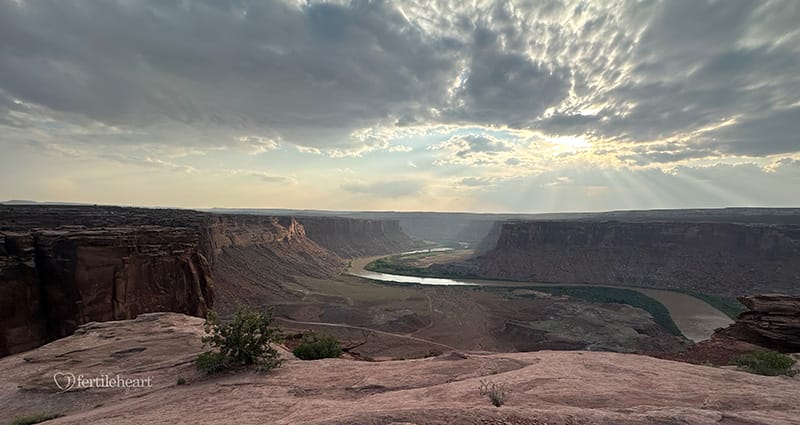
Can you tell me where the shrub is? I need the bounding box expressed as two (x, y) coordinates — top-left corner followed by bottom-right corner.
(196, 350), (228, 374)
(196, 307), (283, 374)
(176, 376), (186, 385)
(8, 413), (64, 425)
(292, 334), (342, 360)
(735, 350), (797, 376)
(479, 380), (509, 407)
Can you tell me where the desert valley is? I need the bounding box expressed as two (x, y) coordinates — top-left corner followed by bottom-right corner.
(2, 1), (800, 423)
(1, 204), (799, 424)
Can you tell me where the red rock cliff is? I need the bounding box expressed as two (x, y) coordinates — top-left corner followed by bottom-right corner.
(0, 206), (418, 356)
(476, 221), (800, 296)
(298, 216), (414, 258)
(0, 225), (213, 357)
(202, 214), (346, 313)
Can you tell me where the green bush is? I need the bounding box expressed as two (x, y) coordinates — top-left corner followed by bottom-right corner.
(8, 413), (64, 425)
(292, 334), (342, 360)
(196, 307), (283, 374)
(735, 350), (797, 376)
(196, 350), (228, 374)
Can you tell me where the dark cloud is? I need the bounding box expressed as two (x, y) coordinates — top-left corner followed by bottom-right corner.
(710, 108), (800, 156)
(0, 0), (798, 163)
(0, 0), (457, 149)
(441, 25), (569, 127)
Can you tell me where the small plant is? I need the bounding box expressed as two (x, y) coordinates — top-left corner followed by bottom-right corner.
(735, 350), (797, 376)
(8, 413), (64, 425)
(479, 380), (509, 407)
(292, 333), (342, 360)
(196, 307), (283, 374)
(176, 376), (186, 385)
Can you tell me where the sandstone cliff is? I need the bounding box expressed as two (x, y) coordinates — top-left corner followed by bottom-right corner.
(298, 216), (414, 258)
(720, 294), (800, 352)
(0, 222), (213, 357)
(652, 294), (800, 365)
(205, 214), (345, 313)
(475, 220), (800, 296)
(0, 206), (414, 356)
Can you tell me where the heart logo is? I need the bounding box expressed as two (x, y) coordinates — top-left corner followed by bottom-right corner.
(53, 372), (76, 393)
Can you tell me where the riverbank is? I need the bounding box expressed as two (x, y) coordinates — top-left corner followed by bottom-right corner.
(348, 255), (733, 342)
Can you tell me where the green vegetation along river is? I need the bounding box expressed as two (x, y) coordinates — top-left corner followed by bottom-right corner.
(349, 254), (735, 342)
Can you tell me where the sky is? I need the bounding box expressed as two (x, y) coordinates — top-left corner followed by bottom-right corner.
(0, 0), (799, 213)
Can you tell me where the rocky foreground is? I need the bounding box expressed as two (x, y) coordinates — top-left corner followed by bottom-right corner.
(1, 313), (798, 425)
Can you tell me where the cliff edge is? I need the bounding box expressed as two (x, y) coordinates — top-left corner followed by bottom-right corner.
(474, 220), (800, 296)
(0, 206), (414, 356)
(0, 312), (797, 425)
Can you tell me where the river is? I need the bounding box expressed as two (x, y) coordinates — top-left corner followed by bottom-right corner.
(348, 255), (733, 342)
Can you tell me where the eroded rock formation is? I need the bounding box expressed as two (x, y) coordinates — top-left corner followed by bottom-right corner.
(652, 294), (800, 365)
(0, 205), (413, 356)
(298, 216), (414, 257)
(720, 294), (800, 352)
(474, 221), (800, 296)
(0, 223), (213, 357)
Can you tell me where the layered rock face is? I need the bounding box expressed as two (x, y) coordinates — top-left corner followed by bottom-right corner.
(0, 212), (214, 356)
(476, 221), (800, 296)
(0, 206), (413, 356)
(206, 215), (346, 312)
(471, 220), (503, 254)
(653, 294), (800, 365)
(721, 294), (800, 352)
(298, 216), (414, 258)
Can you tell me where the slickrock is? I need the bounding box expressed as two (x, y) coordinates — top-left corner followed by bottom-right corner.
(0, 313), (798, 425)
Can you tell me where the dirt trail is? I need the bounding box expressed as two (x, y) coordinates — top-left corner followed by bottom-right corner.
(276, 317), (456, 350)
(348, 255), (733, 342)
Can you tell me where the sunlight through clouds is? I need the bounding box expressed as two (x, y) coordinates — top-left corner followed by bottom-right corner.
(0, 0), (798, 210)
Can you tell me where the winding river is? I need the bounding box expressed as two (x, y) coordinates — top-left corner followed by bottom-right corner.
(348, 254), (734, 342)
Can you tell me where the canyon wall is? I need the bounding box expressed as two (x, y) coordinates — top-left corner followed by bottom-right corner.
(0, 206), (411, 356)
(205, 215), (345, 313)
(476, 221), (800, 296)
(298, 216), (414, 258)
(0, 225), (213, 357)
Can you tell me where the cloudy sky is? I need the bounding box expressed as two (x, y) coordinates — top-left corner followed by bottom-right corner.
(1, 0), (798, 212)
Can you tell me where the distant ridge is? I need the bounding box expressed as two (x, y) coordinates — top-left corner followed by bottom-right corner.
(0, 200), (88, 206)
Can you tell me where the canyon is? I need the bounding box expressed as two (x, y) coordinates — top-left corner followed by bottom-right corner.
(0, 311), (797, 425)
(454, 220), (800, 297)
(0, 205), (414, 356)
(1, 205), (800, 424)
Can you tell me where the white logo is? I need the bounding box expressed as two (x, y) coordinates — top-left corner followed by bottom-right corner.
(53, 372), (77, 393)
(53, 372), (153, 392)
